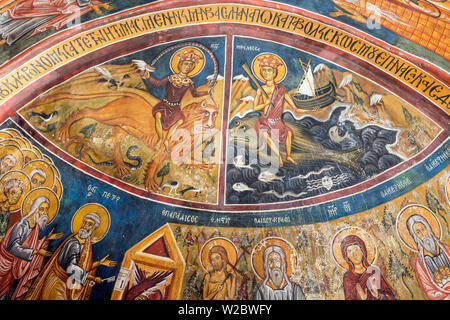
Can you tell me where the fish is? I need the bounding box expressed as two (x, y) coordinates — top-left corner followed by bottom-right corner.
(258, 171), (284, 183)
(289, 166), (335, 180)
(263, 190), (307, 199)
(179, 185), (201, 197)
(228, 111), (364, 175)
(232, 155), (255, 170)
(232, 182), (255, 193)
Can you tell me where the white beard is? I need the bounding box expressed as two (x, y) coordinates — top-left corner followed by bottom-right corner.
(36, 214), (48, 229)
(420, 236), (437, 255)
(269, 268), (284, 287)
(78, 228), (93, 239)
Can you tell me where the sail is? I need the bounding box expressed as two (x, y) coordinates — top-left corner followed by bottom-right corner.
(297, 64), (315, 97)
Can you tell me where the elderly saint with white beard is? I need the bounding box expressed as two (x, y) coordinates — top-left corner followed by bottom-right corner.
(406, 214), (450, 300)
(0, 196), (62, 300)
(25, 211), (116, 300)
(254, 245), (306, 300)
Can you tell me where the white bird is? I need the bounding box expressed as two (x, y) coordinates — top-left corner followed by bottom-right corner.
(240, 96), (255, 102)
(258, 171), (284, 183)
(94, 66), (113, 81)
(339, 73), (353, 88)
(232, 182), (255, 193)
(370, 94), (383, 106)
(132, 59), (156, 73)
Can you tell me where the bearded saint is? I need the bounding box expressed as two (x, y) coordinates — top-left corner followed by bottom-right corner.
(202, 245), (236, 300)
(25, 212), (115, 300)
(0, 196), (61, 300)
(254, 245), (305, 300)
(341, 235), (396, 300)
(406, 214), (450, 300)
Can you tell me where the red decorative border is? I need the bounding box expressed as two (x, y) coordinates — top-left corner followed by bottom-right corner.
(1, 1), (448, 212)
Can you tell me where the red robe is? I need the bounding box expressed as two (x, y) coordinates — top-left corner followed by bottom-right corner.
(255, 83), (294, 145)
(3, 0), (99, 38)
(0, 221), (48, 300)
(145, 75), (208, 130)
(415, 243), (450, 300)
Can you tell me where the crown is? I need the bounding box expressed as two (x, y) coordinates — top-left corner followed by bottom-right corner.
(178, 49), (203, 64)
(257, 54), (283, 69)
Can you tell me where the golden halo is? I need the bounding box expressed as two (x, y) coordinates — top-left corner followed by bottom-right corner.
(0, 170), (31, 211)
(331, 227), (377, 270)
(169, 47), (205, 77)
(43, 155), (54, 164)
(200, 237), (238, 273)
(396, 204), (441, 252)
(4, 128), (22, 138)
(31, 146), (43, 159)
(446, 175), (450, 204)
(0, 131), (13, 140)
(0, 145), (24, 172)
(21, 187), (59, 224)
(22, 160), (55, 189)
(52, 177), (63, 199)
(0, 139), (23, 148)
(251, 52), (287, 84)
(71, 203), (111, 243)
(251, 237), (297, 281)
(16, 137), (31, 149)
(50, 163), (61, 179)
(21, 149), (39, 164)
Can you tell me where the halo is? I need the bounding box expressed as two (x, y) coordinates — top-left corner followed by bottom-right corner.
(22, 160), (55, 189)
(71, 203), (111, 243)
(169, 46), (205, 77)
(0, 131), (13, 140)
(31, 146), (43, 159)
(50, 163), (61, 179)
(0, 145), (24, 172)
(0, 139), (22, 149)
(43, 155), (54, 164)
(331, 227), (377, 270)
(446, 175), (449, 204)
(251, 237), (297, 281)
(52, 177), (63, 199)
(0, 170), (31, 211)
(21, 187), (59, 224)
(21, 149), (39, 164)
(396, 204), (441, 252)
(200, 237), (238, 273)
(4, 128), (23, 138)
(251, 52), (287, 83)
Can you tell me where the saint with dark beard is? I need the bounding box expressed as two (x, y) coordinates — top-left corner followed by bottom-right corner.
(254, 245), (305, 300)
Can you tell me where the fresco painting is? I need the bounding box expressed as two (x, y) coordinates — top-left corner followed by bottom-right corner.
(0, 0), (447, 301)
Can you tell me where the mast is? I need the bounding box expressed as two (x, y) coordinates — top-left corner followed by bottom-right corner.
(296, 58), (315, 97)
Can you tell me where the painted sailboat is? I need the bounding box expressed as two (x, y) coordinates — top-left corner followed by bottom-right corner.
(289, 59), (336, 110)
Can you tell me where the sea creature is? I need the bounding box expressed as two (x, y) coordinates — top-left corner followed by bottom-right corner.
(263, 190), (307, 199)
(232, 155), (255, 170)
(258, 171), (284, 183)
(229, 108), (364, 174)
(290, 166), (334, 180)
(232, 182), (255, 193)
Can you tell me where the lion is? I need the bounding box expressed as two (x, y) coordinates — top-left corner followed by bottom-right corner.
(29, 91), (219, 192)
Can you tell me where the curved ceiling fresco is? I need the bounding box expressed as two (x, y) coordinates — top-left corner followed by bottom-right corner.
(0, 0), (448, 301)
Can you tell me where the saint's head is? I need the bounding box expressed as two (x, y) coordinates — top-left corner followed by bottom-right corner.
(78, 212), (101, 240)
(407, 214), (439, 256)
(29, 169), (47, 189)
(0, 155), (17, 175)
(3, 178), (24, 206)
(263, 245), (288, 288)
(256, 55), (283, 83)
(340, 235), (370, 273)
(208, 245), (229, 273)
(177, 49), (202, 77)
(26, 196), (50, 229)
